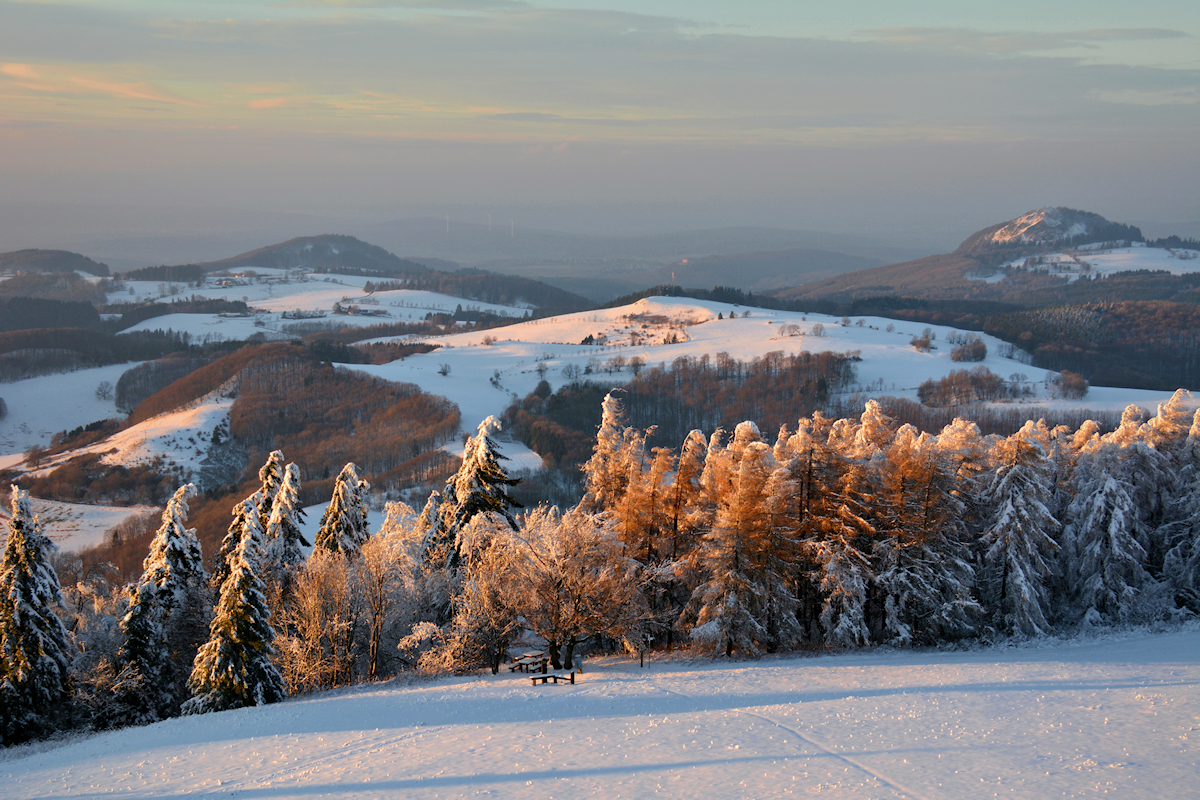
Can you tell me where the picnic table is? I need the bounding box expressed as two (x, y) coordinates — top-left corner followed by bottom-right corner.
(508, 652), (547, 673)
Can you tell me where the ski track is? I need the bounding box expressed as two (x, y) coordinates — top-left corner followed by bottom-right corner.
(741, 710), (927, 800)
(650, 677), (925, 800)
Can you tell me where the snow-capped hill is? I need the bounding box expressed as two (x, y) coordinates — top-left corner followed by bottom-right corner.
(957, 207), (1143, 256)
(990, 207), (1103, 245)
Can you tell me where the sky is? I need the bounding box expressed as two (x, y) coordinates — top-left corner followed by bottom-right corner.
(0, 0), (1197, 251)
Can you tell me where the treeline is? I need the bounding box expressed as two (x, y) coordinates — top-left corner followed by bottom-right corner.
(120, 264), (207, 283)
(0, 297), (102, 333)
(504, 350), (859, 469)
(0, 328), (192, 383)
(983, 301), (1200, 390)
(359, 269), (589, 314)
(0, 272), (107, 304)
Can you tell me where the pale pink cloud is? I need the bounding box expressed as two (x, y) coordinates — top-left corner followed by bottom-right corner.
(247, 97), (299, 110)
(71, 77), (204, 107)
(1, 63), (40, 79)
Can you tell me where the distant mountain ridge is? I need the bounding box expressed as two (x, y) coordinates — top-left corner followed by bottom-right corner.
(0, 249), (110, 277)
(773, 207), (1182, 305)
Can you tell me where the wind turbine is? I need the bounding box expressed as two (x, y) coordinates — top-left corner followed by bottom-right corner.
(487, 213), (492, 232)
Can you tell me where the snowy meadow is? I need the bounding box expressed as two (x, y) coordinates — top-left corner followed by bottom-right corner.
(4, 626), (1197, 799)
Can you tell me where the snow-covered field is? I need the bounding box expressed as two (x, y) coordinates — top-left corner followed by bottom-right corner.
(0, 362), (134, 456)
(10, 498), (159, 553)
(999, 243), (1200, 283)
(4, 627), (1196, 799)
(356, 296), (1187, 435)
(111, 270), (530, 342)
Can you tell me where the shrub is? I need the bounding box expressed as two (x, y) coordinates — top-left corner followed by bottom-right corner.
(951, 337), (987, 362)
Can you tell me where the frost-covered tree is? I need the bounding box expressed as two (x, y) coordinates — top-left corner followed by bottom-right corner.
(212, 451), (287, 590)
(810, 515), (873, 648)
(686, 439), (802, 656)
(425, 417), (521, 570)
(253, 450), (286, 529)
(1163, 411), (1200, 612)
(112, 484), (210, 723)
(212, 492), (258, 591)
(580, 391), (632, 512)
(262, 463), (309, 584)
(0, 485), (71, 744)
(872, 425), (981, 646)
(315, 462), (371, 557)
(184, 498), (285, 714)
(507, 506), (644, 669)
(978, 425), (1061, 637)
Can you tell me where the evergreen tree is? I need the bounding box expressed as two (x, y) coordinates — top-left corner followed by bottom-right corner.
(262, 463), (309, 584)
(1063, 444), (1155, 624)
(315, 462), (371, 557)
(1163, 411), (1200, 612)
(112, 484), (209, 723)
(184, 498), (285, 714)
(979, 426), (1061, 637)
(810, 513), (873, 648)
(254, 450), (287, 530)
(212, 451), (287, 590)
(212, 491), (259, 591)
(425, 417), (522, 570)
(0, 485), (71, 744)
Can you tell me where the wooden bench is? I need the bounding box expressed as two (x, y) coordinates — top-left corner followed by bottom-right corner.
(530, 672), (575, 686)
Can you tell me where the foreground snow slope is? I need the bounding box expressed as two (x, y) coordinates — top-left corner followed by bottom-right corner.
(5, 627), (1196, 799)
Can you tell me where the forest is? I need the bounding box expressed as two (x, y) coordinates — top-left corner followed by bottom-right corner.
(4, 385), (1199, 745)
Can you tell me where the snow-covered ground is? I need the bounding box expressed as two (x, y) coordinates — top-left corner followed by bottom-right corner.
(0, 362), (136, 455)
(18, 497), (159, 553)
(996, 243), (1200, 283)
(355, 296), (1187, 435)
(4, 626), (1196, 799)
(110, 270), (529, 341)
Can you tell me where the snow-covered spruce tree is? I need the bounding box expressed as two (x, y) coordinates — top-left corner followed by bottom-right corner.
(111, 484), (210, 724)
(253, 450), (286, 529)
(315, 462), (371, 557)
(212, 491), (259, 592)
(183, 498), (285, 714)
(211, 451), (286, 590)
(424, 416), (521, 570)
(0, 485), (72, 744)
(810, 510), (874, 648)
(1163, 410), (1200, 612)
(262, 463), (309, 586)
(872, 425), (981, 646)
(978, 424), (1061, 637)
(1062, 443), (1158, 625)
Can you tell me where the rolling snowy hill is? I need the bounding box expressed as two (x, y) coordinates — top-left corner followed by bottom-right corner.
(3, 627), (1196, 799)
(355, 296), (1186, 441)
